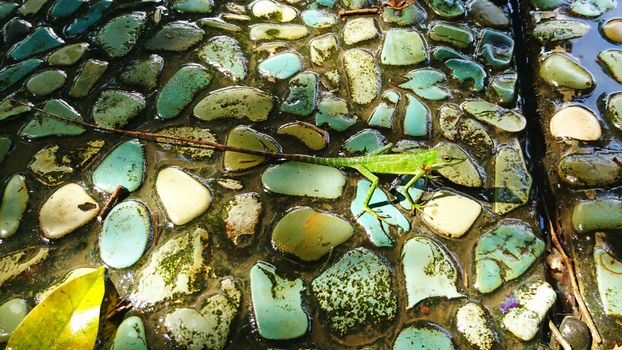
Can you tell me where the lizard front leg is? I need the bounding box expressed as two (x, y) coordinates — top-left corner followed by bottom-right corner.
(401, 169), (426, 215)
(353, 166), (390, 223)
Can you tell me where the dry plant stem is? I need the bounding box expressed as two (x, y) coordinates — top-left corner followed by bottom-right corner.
(339, 7), (380, 16)
(152, 212), (160, 246)
(549, 320), (573, 350)
(98, 186), (129, 222)
(105, 300), (133, 320)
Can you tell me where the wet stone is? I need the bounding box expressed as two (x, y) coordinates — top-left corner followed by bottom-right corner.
(258, 52), (303, 80)
(381, 29), (427, 66)
(0, 2), (17, 22)
(120, 54), (163, 90)
(606, 92), (622, 130)
(383, 3), (426, 26)
(343, 49), (380, 105)
(309, 33), (338, 66)
(0, 59), (42, 92)
(531, 0), (566, 8)
(429, 0), (464, 17)
(145, 21), (205, 52)
(92, 139), (145, 193)
(311, 247), (397, 336)
(8, 27), (63, 60)
(224, 126), (280, 171)
(598, 49), (622, 83)
(272, 207), (353, 261)
(69, 59), (108, 98)
(423, 190), (481, 238)
(249, 24), (309, 41)
(3, 19), (31, 45)
(400, 68), (449, 100)
(198, 17), (241, 32)
(0, 96), (30, 121)
(428, 22), (474, 49)
(277, 121), (328, 150)
(0, 247), (48, 287)
(489, 72), (517, 105)
(280, 71), (318, 116)
(369, 90), (399, 128)
(477, 29), (514, 67)
(559, 317), (591, 350)
(0, 298), (27, 342)
(533, 20), (590, 43)
(0, 175), (28, 239)
(39, 183), (99, 239)
(96, 12), (146, 58)
(539, 53), (594, 90)
(603, 18), (622, 43)
(25, 69), (66, 96)
(65, 0), (112, 36)
(570, 0), (615, 17)
(224, 193), (261, 247)
(445, 58), (486, 91)
(594, 244), (622, 317)
(100, 200), (150, 269)
(502, 281), (556, 341)
(19, 99), (85, 138)
(403, 94), (430, 137)
(301, 9), (337, 28)
(558, 151), (622, 187)
(50, 0), (85, 18)
(474, 220), (544, 293)
(434, 143), (482, 187)
(393, 324), (455, 350)
(0, 138), (11, 163)
(494, 139), (531, 215)
(112, 316), (148, 350)
(262, 161), (346, 199)
(315, 95), (358, 131)
(156, 126), (217, 160)
(156, 64), (211, 120)
(432, 46), (465, 62)
(251, 0), (297, 22)
(199, 36), (247, 81)
(468, 0), (509, 28)
(572, 199), (622, 233)
(402, 236), (463, 308)
(462, 99), (526, 132)
(344, 129), (386, 154)
(172, 0), (213, 13)
(48, 43), (88, 66)
(156, 167), (211, 226)
(92, 90), (146, 129)
(549, 105), (601, 140)
(456, 303), (496, 350)
(18, 0), (48, 15)
(341, 0), (373, 9)
(28, 145), (73, 185)
(343, 18), (379, 45)
(250, 262), (308, 339)
(194, 86), (273, 122)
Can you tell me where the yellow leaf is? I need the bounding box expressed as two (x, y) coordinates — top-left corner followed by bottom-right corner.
(7, 267), (106, 350)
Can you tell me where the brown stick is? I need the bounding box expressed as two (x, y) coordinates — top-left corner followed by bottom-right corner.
(549, 320), (573, 350)
(152, 212), (160, 246)
(339, 7), (380, 16)
(97, 186), (129, 222)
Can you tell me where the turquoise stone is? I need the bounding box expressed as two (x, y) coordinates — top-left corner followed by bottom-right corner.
(258, 52), (303, 80)
(100, 200), (151, 269)
(92, 90), (146, 128)
(350, 179), (409, 247)
(156, 64), (212, 120)
(301, 9), (337, 28)
(594, 244), (622, 316)
(250, 262), (308, 340)
(92, 139), (145, 193)
(400, 68), (450, 100)
(0, 137), (11, 163)
(262, 161), (346, 199)
(429, 0), (464, 17)
(344, 129), (387, 154)
(394, 175), (425, 211)
(0, 58), (42, 92)
(571, 0), (614, 16)
(194, 86), (273, 122)
(0, 96), (30, 121)
(311, 248), (397, 335)
(69, 59), (108, 98)
(369, 90), (399, 128)
(489, 72), (517, 104)
(394, 324), (455, 350)
(0, 2), (17, 22)
(381, 29), (427, 66)
(428, 22), (474, 49)
(432, 46), (465, 62)
(25, 69), (66, 96)
(8, 27), (64, 60)
(572, 199), (622, 233)
(120, 54), (164, 90)
(474, 220), (544, 293)
(48, 43), (89, 66)
(65, 0), (112, 36)
(403, 94), (430, 137)
(50, 0), (85, 18)
(383, 4), (426, 26)
(315, 95), (357, 131)
(493, 139), (531, 214)
(112, 316), (148, 350)
(145, 21), (205, 52)
(173, 0), (213, 13)
(445, 58), (486, 91)
(198, 36), (247, 81)
(224, 126), (280, 171)
(0, 298), (27, 342)
(280, 71), (318, 116)
(19, 99), (85, 138)
(96, 12), (146, 58)
(0, 175), (28, 239)
(477, 29), (514, 67)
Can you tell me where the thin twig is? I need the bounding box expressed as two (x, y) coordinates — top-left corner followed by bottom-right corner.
(152, 212), (160, 246)
(339, 7), (380, 16)
(105, 300), (133, 320)
(98, 186), (129, 222)
(549, 320), (573, 350)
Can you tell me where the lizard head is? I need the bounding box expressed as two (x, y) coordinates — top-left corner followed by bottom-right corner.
(426, 150), (466, 170)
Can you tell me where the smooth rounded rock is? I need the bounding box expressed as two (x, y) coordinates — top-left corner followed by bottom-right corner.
(39, 183), (99, 239)
(343, 49), (380, 105)
(550, 106), (601, 141)
(422, 190), (481, 238)
(120, 54), (164, 90)
(249, 24), (309, 41)
(262, 161), (346, 199)
(251, 0), (297, 22)
(343, 18), (379, 45)
(606, 92), (622, 130)
(598, 49), (622, 83)
(394, 324), (455, 350)
(48, 43), (88, 66)
(92, 90), (146, 129)
(92, 139), (145, 193)
(194, 86), (273, 122)
(258, 52), (303, 80)
(20, 99), (85, 139)
(533, 20), (590, 43)
(224, 126), (280, 171)
(95, 12), (146, 58)
(558, 151), (622, 187)
(0, 175), (28, 239)
(0, 298), (27, 342)
(145, 21), (204, 52)
(559, 316), (591, 350)
(25, 70), (66, 96)
(277, 122), (328, 150)
(156, 64), (212, 120)
(112, 316), (148, 350)
(603, 18), (622, 43)
(100, 201), (150, 269)
(572, 199), (622, 234)
(156, 167), (211, 226)
(198, 36), (247, 81)
(539, 53), (594, 90)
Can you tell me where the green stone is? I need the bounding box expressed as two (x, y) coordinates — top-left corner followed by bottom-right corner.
(368, 90), (399, 128)
(571, 0), (615, 17)
(0, 2), (17, 22)
(380, 29), (427, 66)
(403, 94), (430, 137)
(394, 324), (455, 350)
(280, 71), (318, 116)
(445, 58), (486, 91)
(0, 298), (27, 342)
(606, 92), (622, 130)
(3, 18), (31, 46)
(572, 199), (622, 233)
(48, 43), (89, 66)
(120, 54), (164, 90)
(429, 0), (464, 17)
(477, 29), (514, 66)
(344, 129), (386, 155)
(595, 244), (622, 317)
(224, 126), (280, 171)
(112, 316), (148, 350)
(156, 64), (212, 120)
(314, 95), (357, 131)
(258, 52), (303, 80)
(530, 0), (566, 9)
(18, 0), (48, 15)
(428, 21), (474, 49)
(533, 20), (590, 43)
(493, 139), (531, 215)
(92, 139), (145, 193)
(598, 49), (622, 83)
(96, 12), (146, 58)
(0, 175), (28, 239)
(432, 46), (465, 62)
(92, 90), (146, 129)
(434, 142), (482, 187)
(249, 24), (309, 41)
(25, 70), (66, 96)
(8, 27), (64, 60)
(382, 3), (426, 26)
(50, 0), (85, 18)
(250, 262), (308, 340)
(538, 52), (594, 90)
(343, 49), (380, 105)
(173, 0), (213, 13)
(198, 36), (247, 81)
(0, 137), (11, 163)
(489, 72), (517, 105)
(65, 0), (112, 36)
(19, 99), (85, 138)
(468, 0), (509, 27)
(558, 151), (622, 187)
(100, 200), (150, 268)
(0, 59), (42, 92)
(399, 68), (450, 100)
(194, 86), (273, 122)
(145, 21), (205, 52)
(0, 95), (31, 121)
(309, 33), (338, 65)
(262, 161), (346, 199)
(461, 99), (526, 132)
(69, 59), (108, 98)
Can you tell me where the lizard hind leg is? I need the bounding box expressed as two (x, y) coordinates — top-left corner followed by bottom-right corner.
(401, 170), (426, 216)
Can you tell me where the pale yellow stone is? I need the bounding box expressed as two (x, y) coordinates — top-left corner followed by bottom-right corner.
(156, 167), (212, 225)
(422, 191), (481, 238)
(603, 19), (622, 44)
(39, 183), (99, 239)
(550, 105), (601, 141)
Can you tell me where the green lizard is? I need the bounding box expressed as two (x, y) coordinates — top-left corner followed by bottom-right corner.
(8, 98), (464, 221)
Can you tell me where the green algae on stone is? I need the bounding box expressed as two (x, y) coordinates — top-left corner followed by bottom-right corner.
(488, 72), (517, 105)
(394, 323), (455, 350)
(92, 90), (146, 129)
(477, 29), (514, 66)
(120, 54), (163, 91)
(96, 12), (146, 58)
(48, 43), (88, 66)
(251, 0), (297, 22)
(429, 0), (464, 17)
(0, 96), (31, 121)
(343, 49), (380, 105)
(400, 68), (450, 100)
(69, 59), (108, 98)
(422, 190), (481, 238)
(277, 121), (328, 150)
(311, 247), (397, 336)
(594, 244), (622, 316)
(65, 0), (112, 35)
(403, 94), (430, 137)
(0, 59), (42, 92)
(572, 199), (622, 233)
(402, 236), (463, 308)
(428, 22), (474, 49)
(157, 126), (218, 159)
(461, 99), (526, 132)
(383, 3), (426, 25)
(0, 298), (27, 342)
(606, 92), (622, 130)
(539, 52), (594, 90)
(533, 20), (590, 43)
(100, 200), (150, 269)
(262, 161), (346, 199)
(194, 86), (273, 122)
(156, 64), (211, 120)
(8, 27), (63, 60)
(19, 99), (85, 138)
(92, 139), (145, 193)
(571, 0), (614, 16)
(558, 151), (622, 187)
(224, 126), (280, 171)
(280, 71), (318, 116)
(0, 247), (48, 288)
(258, 52), (303, 80)
(28, 144), (73, 186)
(502, 281), (556, 341)
(173, 0), (213, 13)
(493, 139), (531, 215)
(456, 303), (497, 350)
(301, 9), (337, 28)
(474, 220), (544, 293)
(272, 207), (353, 261)
(112, 316), (148, 350)
(249, 24), (309, 41)
(468, 0), (509, 28)
(0, 137), (11, 164)
(343, 18), (379, 45)
(369, 90), (399, 128)
(380, 29), (427, 66)
(315, 95), (358, 131)
(145, 21), (205, 52)
(344, 129), (386, 154)
(0, 175), (28, 239)
(250, 262), (308, 339)
(309, 33), (338, 66)
(50, 0), (85, 18)
(198, 36), (247, 81)
(25, 70), (66, 96)
(445, 59), (486, 91)
(434, 142), (482, 187)
(598, 49), (622, 83)
(438, 103), (462, 140)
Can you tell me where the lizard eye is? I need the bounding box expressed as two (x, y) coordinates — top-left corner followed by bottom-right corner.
(442, 155), (451, 161)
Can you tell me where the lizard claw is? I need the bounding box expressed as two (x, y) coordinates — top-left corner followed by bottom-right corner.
(356, 207), (396, 228)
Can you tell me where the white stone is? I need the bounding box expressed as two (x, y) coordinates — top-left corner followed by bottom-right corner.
(422, 191), (481, 238)
(39, 183), (99, 239)
(456, 303), (496, 350)
(156, 167), (212, 225)
(342, 18), (379, 45)
(550, 105), (602, 141)
(502, 281), (556, 341)
(250, 0), (297, 22)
